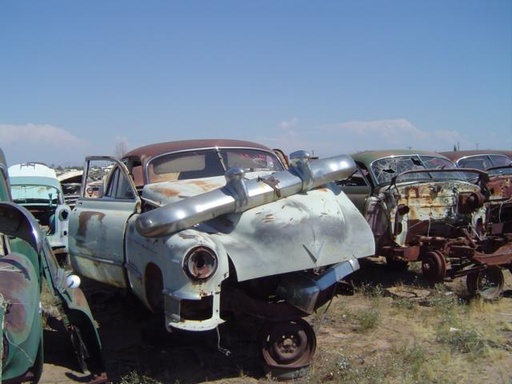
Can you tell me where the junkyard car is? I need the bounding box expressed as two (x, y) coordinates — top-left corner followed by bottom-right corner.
(439, 150), (512, 299)
(336, 149), (512, 297)
(8, 162), (71, 264)
(441, 150), (512, 236)
(57, 169), (84, 209)
(440, 150), (512, 171)
(68, 139), (375, 377)
(0, 150), (106, 383)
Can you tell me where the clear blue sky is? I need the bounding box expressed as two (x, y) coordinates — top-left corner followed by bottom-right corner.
(1, 0), (511, 166)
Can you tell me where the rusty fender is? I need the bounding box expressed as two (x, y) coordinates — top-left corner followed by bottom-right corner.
(136, 152), (356, 237)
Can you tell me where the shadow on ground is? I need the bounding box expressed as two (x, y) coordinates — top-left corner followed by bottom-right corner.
(41, 259), (512, 384)
(77, 279), (268, 384)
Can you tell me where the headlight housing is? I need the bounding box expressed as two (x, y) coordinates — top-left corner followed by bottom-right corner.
(183, 246), (218, 281)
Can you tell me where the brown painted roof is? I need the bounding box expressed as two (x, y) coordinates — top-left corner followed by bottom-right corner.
(123, 139), (273, 163)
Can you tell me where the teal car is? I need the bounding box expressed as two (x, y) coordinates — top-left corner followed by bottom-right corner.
(8, 162), (71, 265)
(0, 149), (106, 383)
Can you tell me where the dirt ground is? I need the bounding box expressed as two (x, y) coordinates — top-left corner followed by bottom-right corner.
(39, 260), (512, 384)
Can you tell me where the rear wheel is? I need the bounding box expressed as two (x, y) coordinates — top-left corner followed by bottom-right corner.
(260, 319), (316, 380)
(466, 266), (504, 301)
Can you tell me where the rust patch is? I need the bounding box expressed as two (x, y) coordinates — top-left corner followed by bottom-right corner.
(473, 242), (512, 266)
(488, 176), (512, 200)
(148, 185), (181, 198)
(77, 211), (106, 239)
(259, 176), (281, 197)
(187, 179), (224, 191)
(0, 257), (35, 334)
(67, 285), (89, 309)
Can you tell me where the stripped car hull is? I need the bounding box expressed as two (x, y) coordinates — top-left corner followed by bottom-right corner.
(441, 150), (512, 237)
(68, 139), (375, 375)
(338, 150), (499, 280)
(340, 149), (512, 299)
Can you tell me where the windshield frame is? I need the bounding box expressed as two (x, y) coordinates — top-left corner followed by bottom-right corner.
(369, 154), (466, 186)
(146, 147), (285, 183)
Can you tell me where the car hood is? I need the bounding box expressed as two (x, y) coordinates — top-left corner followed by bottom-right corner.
(204, 188), (374, 280)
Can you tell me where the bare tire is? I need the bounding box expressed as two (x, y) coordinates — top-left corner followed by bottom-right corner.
(421, 251), (447, 282)
(260, 319), (316, 380)
(466, 266), (504, 301)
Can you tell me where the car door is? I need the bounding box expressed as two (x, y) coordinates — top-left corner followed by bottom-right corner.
(69, 156), (140, 288)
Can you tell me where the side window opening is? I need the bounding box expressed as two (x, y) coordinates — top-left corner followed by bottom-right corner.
(105, 167), (135, 199)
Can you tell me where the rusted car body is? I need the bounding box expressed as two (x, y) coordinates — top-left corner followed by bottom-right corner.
(68, 139), (375, 377)
(8, 163), (71, 264)
(441, 150), (512, 236)
(439, 150), (512, 299)
(338, 149), (512, 299)
(0, 150), (106, 383)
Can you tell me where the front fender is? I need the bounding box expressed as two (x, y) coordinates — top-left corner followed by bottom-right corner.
(162, 229), (230, 331)
(163, 228), (230, 299)
(126, 225), (230, 331)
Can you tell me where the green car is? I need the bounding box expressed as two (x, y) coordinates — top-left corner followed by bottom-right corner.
(0, 149), (106, 383)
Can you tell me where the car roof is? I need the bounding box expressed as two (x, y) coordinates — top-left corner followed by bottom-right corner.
(440, 150), (512, 162)
(122, 139), (274, 164)
(350, 149), (451, 165)
(8, 163), (57, 179)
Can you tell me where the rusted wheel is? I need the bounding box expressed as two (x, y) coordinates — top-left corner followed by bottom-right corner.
(261, 319), (316, 379)
(421, 251), (447, 282)
(466, 266), (504, 301)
